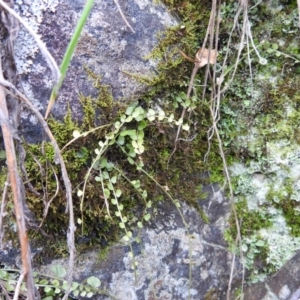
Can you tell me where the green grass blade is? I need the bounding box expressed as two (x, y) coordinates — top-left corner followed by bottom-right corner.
(45, 0), (95, 118)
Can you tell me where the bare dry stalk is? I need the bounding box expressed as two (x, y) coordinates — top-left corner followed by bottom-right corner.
(0, 77), (37, 299)
(0, 78), (76, 300)
(167, 1), (219, 166)
(113, 0), (135, 33)
(0, 176), (9, 248)
(207, 1), (249, 298)
(13, 272), (25, 300)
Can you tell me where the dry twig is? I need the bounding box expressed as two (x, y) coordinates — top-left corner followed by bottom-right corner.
(113, 0), (135, 33)
(0, 78), (76, 300)
(0, 176), (9, 248)
(0, 71), (38, 300)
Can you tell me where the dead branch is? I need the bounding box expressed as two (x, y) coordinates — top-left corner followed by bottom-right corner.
(0, 78), (76, 300)
(0, 1), (39, 297)
(113, 0), (135, 33)
(12, 272), (25, 300)
(0, 74), (38, 300)
(0, 175), (9, 248)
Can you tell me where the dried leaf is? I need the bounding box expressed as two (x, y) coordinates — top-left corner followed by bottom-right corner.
(195, 48), (218, 68)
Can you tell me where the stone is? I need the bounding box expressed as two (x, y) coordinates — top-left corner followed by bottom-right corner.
(33, 184), (243, 300)
(15, 0), (178, 142)
(243, 249), (300, 300)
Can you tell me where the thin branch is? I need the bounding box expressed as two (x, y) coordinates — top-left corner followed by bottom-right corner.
(39, 164), (59, 226)
(0, 176), (9, 249)
(0, 78), (76, 300)
(113, 0), (135, 33)
(13, 272), (25, 300)
(0, 80), (37, 300)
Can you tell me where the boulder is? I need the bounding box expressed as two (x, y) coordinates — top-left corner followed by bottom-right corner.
(14, 0), (178, 142)
(35, 184), (243, 299)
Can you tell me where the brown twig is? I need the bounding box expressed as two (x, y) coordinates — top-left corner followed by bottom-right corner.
(0, 175), (9, 248)
(0, 78), (76, 300)
(13, 272), (25, 300)
(0, 72), (37, 300)
(113, 0), (135, 33)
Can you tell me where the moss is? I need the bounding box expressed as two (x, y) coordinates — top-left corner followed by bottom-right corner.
(3, 1), (229, 259)
(204, 288), (218, 300)
(267, 179), (300, 236)
(227, 199), (272, 239)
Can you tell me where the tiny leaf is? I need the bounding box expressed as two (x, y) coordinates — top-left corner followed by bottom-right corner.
(51, 265), (67, 278)
(123, 235), (130, 241)
(44, 286), (52, 293)
(137, 221), (143, 228)
(115, 189), (122, 198)
(182, 123), (190, 131)
(119, 222), (125, 228)
(138, 120), (147, 130)
(73, 130), (81, 138)
(144, 214), (151, 221)
(127, 157), (135, 165)
(87, 292), (94, 298)
(104, 189), (110, 198)
(87, 276), (101, 288)
(114, 121), (121, 129)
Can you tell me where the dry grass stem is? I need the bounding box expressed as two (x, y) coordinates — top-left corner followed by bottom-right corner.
(0, 176), (9, 249)
(0, 78), (76, 300)
(113, 0), (135, 33)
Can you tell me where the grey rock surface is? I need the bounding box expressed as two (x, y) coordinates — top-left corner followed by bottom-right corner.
(34, 184), (243, 300)
(2, 184), (300, 299)
(16, 0), (178, 142)
(243, 249), (300, 300)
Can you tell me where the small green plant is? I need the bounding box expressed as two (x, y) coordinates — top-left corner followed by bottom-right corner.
(0, 265), (115, 300)
(65, 98), (194, 292)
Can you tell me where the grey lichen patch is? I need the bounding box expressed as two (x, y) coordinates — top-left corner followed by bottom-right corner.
(218, 0), (300, 281)
(14, 0), (59, 74)
(229, 116), (300, 281)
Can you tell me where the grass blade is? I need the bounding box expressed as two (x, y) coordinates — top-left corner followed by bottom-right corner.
(45, 0), (95, 119)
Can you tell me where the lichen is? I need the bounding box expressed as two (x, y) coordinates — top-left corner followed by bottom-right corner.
(8, 0), (300, 283)
(14, 0), (59, 74)
(219, 0), (300, 281)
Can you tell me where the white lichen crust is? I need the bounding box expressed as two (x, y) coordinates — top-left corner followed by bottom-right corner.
(14, 0), (59, 74)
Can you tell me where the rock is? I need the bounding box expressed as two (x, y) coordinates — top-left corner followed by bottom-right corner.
(14, 0), (178, 142)
(243, 249), (300, 300)
(34, 184), (243, 300)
